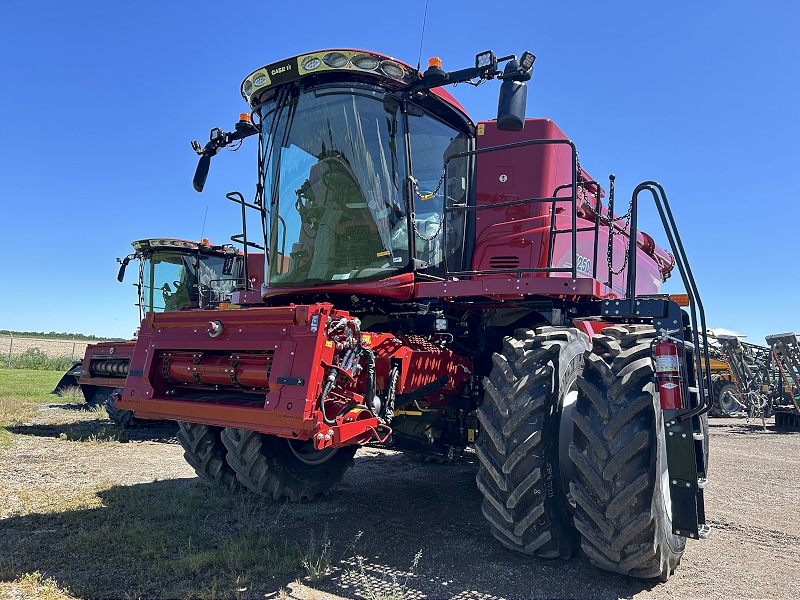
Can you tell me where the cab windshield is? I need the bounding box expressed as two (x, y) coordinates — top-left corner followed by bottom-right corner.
(259, 85), (408, 286)
(257, 84), (468, 287)
(139, 250), (241, 313)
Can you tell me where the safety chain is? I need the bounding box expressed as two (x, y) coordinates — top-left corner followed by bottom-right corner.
(409, 173), (446, 242)
(575, 151), (635, 276)
(410, 171), (446, 202)
(411, 211), (444, 242)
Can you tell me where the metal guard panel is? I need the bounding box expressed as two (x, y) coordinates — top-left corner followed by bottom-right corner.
(130, 400), (306, 436)
(120, 303), (338, 437)
(414, 276), (611, 300)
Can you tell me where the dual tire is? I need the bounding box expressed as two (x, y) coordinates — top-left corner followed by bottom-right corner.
(176, 423), (356, 501)
(477, 325), (684, 580)
(177, 323), (685, 580)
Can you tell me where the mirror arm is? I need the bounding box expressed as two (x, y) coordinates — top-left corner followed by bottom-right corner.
(191, 122), (258, 192)
(406, 52), (532, 93)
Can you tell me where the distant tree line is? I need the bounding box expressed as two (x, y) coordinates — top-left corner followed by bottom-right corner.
(0, 330), (125, 342)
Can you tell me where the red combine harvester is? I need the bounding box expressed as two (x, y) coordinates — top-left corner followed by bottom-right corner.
(56, 237), (262, 424)
(118, 49), (712, 579)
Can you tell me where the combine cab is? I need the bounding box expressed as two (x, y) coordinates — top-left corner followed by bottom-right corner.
(119, 49), (713, 579)
(56, 238), (262, 424)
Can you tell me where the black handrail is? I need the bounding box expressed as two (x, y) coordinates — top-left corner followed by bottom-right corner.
(550, 180), (603, 279)
(626, 182), (713, 419)
(442, 138), (579, 279)
(227, 192), (250, 290)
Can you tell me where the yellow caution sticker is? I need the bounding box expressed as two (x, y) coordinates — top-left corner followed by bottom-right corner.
(377, 250), (390, 257)
(656, 355), (680, 372)
(477, 123), (485, 136)
(325, 341), (333, 348)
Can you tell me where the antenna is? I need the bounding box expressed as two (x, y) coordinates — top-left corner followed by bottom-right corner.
(416, 0), (429, 71)
(200, 206), (209, 240)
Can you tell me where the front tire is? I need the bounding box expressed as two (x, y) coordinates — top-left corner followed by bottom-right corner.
(105, 388), (147, 426)
(177, 422), (238, 489)
(569, 325), (685, 580)
(476, 326), (590, 559)
(221, 428), (357, 501)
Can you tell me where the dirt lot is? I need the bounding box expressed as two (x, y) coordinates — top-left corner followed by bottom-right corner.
(1, 401), (799, 599)
(0, 337), (91, 361)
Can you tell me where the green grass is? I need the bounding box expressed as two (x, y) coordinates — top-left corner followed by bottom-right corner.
(0, 348), (76, 371)
(0, 369), (64, 447)
(0, 368), (63, 401)
(0, 368), (307, 598)
(0, 481), (304, 598)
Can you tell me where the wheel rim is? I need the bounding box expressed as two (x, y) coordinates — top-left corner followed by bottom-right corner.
(287, 439), (338, 465)
(559, 388), (579, 496)
(659, 414), (673, 526)
(720, 388), (740, 414)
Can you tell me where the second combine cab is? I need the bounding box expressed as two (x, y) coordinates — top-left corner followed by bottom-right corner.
(56, 238), (262, 425)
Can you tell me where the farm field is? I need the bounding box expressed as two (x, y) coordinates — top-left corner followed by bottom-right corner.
(0, 369), (799, 599)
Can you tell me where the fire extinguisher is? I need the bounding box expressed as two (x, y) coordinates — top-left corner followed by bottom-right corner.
(655, 337), (684, 410)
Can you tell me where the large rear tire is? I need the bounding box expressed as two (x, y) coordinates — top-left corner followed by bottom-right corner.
(569, 325), (685, 581)
(476, 326), (590, 559)
(177, 422), (239, 489)
(221, 428), (357, 501)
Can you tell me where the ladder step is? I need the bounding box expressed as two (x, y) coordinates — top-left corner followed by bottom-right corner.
(693, 432), (704, 441)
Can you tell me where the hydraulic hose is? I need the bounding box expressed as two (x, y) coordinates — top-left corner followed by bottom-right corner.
(363, 347), (376, 414)
(318, 317), (375, 427)
(319, 346), (376, 426)
(319, 368), (338, 426)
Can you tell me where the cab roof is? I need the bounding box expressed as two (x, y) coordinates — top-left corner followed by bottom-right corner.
(241, 49), (471, 126)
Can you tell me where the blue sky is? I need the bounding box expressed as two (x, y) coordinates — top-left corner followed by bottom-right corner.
(1, 1), (798, 343)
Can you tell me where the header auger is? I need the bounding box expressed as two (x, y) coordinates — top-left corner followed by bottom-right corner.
(119, 48), (712, 580)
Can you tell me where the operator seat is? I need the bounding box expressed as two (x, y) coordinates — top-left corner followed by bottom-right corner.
(299, 153), (384, 280)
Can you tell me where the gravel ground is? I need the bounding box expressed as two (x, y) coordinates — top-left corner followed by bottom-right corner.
(1, 406), (799, 599)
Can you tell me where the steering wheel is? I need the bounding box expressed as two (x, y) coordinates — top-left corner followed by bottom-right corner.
(161, 282), (172, 303)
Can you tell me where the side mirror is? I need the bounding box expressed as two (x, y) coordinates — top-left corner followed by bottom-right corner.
(116, 256), (131, 282)
(191, 128), (226, 192)
(496, 60), (528, 132)
(193, 154), (211, 192)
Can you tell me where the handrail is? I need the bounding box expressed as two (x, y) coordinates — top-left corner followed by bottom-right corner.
(551, 180), (602, 279)
(442, 138), (579, 279)
(627, 182), (713, 420)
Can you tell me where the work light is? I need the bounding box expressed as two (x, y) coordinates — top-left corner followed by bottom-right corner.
(322, 52), (349, 69)
(475, 50), (496, 73)
(519, 51), (536, 72)
(352, 54), (379, 70)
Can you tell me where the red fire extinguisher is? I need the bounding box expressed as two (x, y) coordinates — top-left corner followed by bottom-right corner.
(655, 338), (684, 410)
